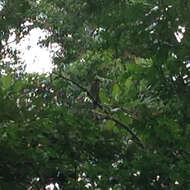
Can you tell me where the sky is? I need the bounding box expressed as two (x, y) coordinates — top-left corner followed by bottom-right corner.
(0, 1), (57, 74)
(17, 28), (54, 73)
(7, 27), (60, 74)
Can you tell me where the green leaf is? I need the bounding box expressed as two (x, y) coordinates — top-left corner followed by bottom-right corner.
(124, 77), (137, 98)
(114, 112), (133, 126)
(99, 90), (109, 103)
(125, 77), (133, 89)
(106, 120), (115, 128)
(1, 75), (12, 90)
(139, 79), (148, 92)
(106, 119), (120, 133)
(112, 84), (120, 100)
(13, 80), (25, 93)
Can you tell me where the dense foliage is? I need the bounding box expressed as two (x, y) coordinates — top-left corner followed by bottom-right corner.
(0, 0), (190, 189)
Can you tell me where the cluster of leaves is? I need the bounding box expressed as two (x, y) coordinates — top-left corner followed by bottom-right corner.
(0, 0), (190, 189)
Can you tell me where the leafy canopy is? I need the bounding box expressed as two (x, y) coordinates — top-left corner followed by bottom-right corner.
(0, 0), (190, 189)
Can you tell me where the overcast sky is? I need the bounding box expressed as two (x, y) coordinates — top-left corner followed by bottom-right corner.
(7, 27), (60, 74)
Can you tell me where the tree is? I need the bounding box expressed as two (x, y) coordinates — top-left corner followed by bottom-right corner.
(0, 0), (190, 189)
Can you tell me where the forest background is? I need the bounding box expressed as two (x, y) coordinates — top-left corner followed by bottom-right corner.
(0, 0), (190, 189)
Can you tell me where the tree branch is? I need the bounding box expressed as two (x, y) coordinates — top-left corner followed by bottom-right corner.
(93, 110), (145, 149)
(54, 73), (145, 149)
(55, 74), (103, 109)
(109, 116), (145, 149)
